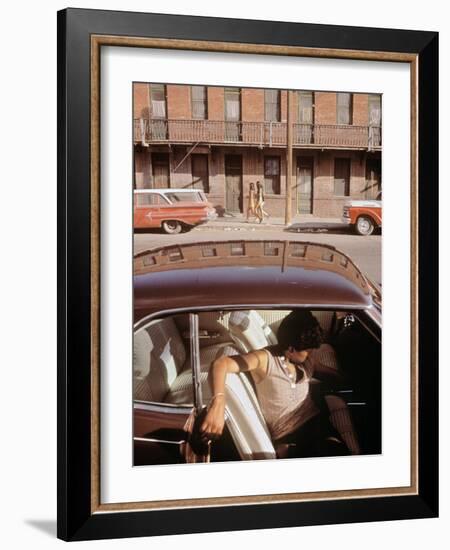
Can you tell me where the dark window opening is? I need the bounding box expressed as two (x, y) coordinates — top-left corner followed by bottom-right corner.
(264, 242), (280, 256)
(264, 156), (281, 195)
(191, 154), (209, 192)
(202, 247), (217, 258)
(290, 244), (307, 258)
(365, 158), (382, 199)
(230, 242), (245, 256)
(334, 158), (351, 196)
(152, 153), (170, 188)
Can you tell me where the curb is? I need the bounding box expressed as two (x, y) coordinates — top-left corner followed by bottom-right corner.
(194, 221), (350, 233)
(194, 223), (287, 232)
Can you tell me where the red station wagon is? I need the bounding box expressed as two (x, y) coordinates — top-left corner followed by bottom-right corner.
(134, 188), (217, 234)
(133, 240), (382, 466)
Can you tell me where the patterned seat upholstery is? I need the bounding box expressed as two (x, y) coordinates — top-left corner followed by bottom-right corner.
(228, 310), (277, 352)
(133, 317), (186, 402)
(167, 343), (239, 404)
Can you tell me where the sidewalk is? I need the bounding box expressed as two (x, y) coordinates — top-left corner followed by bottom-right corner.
(195, 214), (348, 233)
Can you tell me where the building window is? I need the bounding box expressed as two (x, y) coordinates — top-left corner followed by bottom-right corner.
(150, 84), (166, 119)
(368, 94), (382, 126)
(225, 88), (241, 141)
(368, 94), (382, 148)
(265, 89), (281, 122)
(264, 156), (281, 194)
(224, 88), (241, 121)
(152, 153), (170, 188)
(334, 158), (351, 196)
(191, 86), (207, 119)
(191, 154), (209, 192)
(298, 91), (313, 123)
(336, 92), (352, 125)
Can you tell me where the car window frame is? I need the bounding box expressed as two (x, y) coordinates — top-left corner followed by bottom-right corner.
(133, 315), (197, 408)
(165, 191), (204, 203)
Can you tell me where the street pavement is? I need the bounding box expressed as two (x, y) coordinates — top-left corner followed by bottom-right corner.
(134, 223), (381, 285)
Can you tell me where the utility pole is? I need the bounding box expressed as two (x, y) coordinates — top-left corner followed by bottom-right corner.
(285, 90), (293, 225)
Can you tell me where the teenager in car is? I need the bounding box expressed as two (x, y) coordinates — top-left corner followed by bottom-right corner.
(200, 310), (360, 458)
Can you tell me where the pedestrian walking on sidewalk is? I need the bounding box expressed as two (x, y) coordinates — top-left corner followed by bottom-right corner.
(246, 182), (257, 221)
(255, 181), (269, 223)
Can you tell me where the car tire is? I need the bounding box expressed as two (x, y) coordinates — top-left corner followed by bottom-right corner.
(162, 220), (183, 234)
(355, 216), (375, 236)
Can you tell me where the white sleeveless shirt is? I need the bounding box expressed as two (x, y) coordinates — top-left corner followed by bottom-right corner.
(254, 349), (319, 441)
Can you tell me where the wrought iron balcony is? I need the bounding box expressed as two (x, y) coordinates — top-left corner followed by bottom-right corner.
(134, 118), (382, 150)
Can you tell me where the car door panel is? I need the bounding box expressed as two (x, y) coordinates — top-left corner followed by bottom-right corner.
(134, 401), (195, 465)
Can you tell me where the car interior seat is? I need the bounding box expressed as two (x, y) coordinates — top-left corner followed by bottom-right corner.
(228, 310), (277, 353)
(133, 317), (187, 402)
(134, 315), (277, 460)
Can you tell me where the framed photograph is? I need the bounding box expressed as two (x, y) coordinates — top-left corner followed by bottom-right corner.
(57, 8), (438, 541)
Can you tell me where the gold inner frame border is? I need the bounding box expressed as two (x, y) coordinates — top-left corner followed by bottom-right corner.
(90, 34), (418, 514)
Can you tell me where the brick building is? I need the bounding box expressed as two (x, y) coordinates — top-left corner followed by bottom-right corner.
(133, 83), (382, 218)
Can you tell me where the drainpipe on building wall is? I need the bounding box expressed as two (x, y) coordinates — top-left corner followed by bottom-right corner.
(285, 90), (294, 225)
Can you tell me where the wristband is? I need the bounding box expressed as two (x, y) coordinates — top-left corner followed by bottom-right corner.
(211, 392), (225, 402)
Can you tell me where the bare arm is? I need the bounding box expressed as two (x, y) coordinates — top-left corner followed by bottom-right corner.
(199, 350), (267, 439)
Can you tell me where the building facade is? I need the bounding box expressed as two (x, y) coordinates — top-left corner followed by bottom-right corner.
(133, 83), (382, 218)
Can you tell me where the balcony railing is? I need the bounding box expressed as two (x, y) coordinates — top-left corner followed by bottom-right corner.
(134, 118), (382, 149)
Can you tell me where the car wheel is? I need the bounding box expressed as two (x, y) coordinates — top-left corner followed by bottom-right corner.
(162, 220), (183, 234)
(355, 216), (375, 236)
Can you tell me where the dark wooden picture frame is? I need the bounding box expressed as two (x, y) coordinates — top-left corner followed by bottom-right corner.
(57, 8), (438, 541)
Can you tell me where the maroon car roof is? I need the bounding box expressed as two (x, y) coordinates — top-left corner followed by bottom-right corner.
(133, 240), (372, 322)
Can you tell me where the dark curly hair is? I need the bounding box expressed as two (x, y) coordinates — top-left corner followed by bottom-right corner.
(277, 310), (323, 352)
